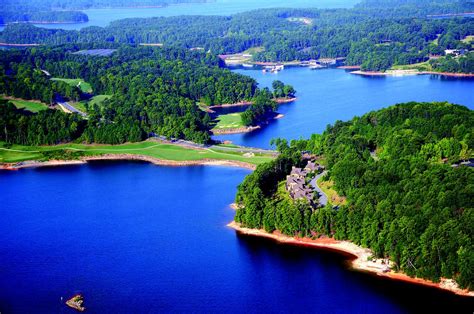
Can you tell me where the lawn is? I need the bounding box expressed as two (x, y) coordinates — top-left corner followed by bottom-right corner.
(74, 95), (112, 112)
(461, 35), (474, 44)
(51, 78), (93, 94)
(431, 34), (441, 46)
(0, 141), (274, 165)
(243, 46), (265, 55)
(212, 113), (244, 130)
(2, 98), (49, 113)
(390, 61), (432, 72)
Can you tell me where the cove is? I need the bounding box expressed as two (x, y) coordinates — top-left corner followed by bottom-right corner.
(1, 162), (474, 313)
(216, 67), (474, 149)
(0, 0), (359, 32)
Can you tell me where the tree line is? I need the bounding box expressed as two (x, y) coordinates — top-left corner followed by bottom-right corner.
(1, 0), (473, 71)
(235, 102), (473, 290)
(0, 44), (269, 144)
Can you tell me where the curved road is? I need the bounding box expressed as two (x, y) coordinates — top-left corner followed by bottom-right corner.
(310, 171), (328, 207)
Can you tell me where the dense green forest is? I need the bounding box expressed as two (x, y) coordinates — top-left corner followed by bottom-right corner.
(0, 11), (88, 24)
(1, 0), (473, 71)
(0, 44), (293, 144)
(430, 52), (474, 73)
(0, 0), (204, 24)
(0, 45), (266, 144)
(235, 102), (474, 290)
(2, 0), (207, 11)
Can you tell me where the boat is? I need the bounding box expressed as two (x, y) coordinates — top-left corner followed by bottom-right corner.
(309, 64), (324, 70)
(242, 63), (254, 68)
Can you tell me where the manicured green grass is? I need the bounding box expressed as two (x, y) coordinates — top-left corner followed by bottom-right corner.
(212, 113), (244, 130)
(390, 61), (432, 71)
(87, 95), (111, 107)
(2, 98), (49, 113)
(72, 95), (111, 113)
(243, 46), (265, 55)
(431, 34), (441, 46)
(0, 141), (274, 165)
(461, 35), (474, 44)
(51, 78), (93, 93)
(69, 101), (87, 113)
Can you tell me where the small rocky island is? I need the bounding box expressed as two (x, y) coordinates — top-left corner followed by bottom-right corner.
(66, 294), (85, 312)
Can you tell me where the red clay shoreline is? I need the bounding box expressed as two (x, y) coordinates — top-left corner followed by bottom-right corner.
(1, 154), (257, 171)
(212, 113), (285, 135)
(228, 221), (474, 297)
(208, 97), (297, 110)
(351, 70), (474, 78)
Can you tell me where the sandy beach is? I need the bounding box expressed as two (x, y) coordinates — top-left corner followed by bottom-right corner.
(228, 221), (474, 297)
(1, 154), (257, 171)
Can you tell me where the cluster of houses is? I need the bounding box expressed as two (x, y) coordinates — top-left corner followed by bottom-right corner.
(430, 49), (469, 60)
(286, 161), (323, 206)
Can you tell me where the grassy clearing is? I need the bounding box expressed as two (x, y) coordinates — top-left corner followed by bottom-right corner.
(74, 95), (111, 112)
(2, 98), (49, 113)
(69, 101), (87, 113)
(431, 34), (441, 46)
(0, 141), (274, 165)
(243, 46), (265, 55)
(51, 78), (93, 93)
(390, 61), (432, 71)
(212, 113), (244, 130)
(287, 17), (313, 25)
(317, 177), (347, 206)
(461, 35), (474, 44)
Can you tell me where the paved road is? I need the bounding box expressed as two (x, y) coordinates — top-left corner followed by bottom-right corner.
(310, 171), (328, 207)
(57, 101), (87, 117)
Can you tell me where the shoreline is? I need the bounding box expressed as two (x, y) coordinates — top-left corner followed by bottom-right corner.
(337, 65), (361, 70)
(212, 125), (260, 135)
(1, 154), (257, 171)
(351, 70), (474, 78)
(228, 221), (474, 297)
(0, 42), (42, 47)
(208, 97), (297, 110)
(212, 113), (284, 135)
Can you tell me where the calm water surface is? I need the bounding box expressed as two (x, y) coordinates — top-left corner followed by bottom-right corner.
(216, 67), (474, 148)
(1, 162), (473, 313)
(1, 20), (474, 312)
(0, 0), (359, 31)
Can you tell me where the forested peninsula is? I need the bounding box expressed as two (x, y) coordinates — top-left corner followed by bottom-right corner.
(233, 102), (473, 294)
(1, 0), (473, 73)
(0, 0), (206, 25)
(0, 44), (295, 145)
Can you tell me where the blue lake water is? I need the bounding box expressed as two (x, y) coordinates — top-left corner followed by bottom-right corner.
(1, 162), (473, 313)
(215, 68), (474, 148)
(0, 0), (359, 31)
(1, 25), (474, 312)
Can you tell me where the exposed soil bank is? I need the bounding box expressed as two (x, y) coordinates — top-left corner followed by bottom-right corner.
(351, 70), (474, 78)
(208, 97), (297, 110)
(212, 126), (261, 135)
(212, 114), (284, 135)
(228, 221), (474, 297)
(1, 154), (257, 171)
